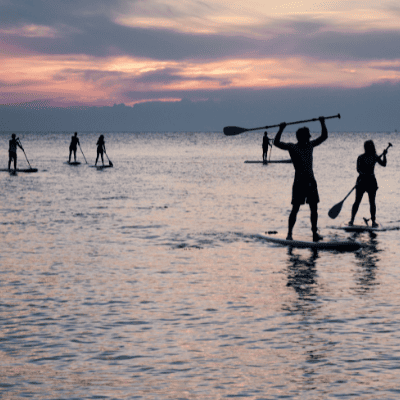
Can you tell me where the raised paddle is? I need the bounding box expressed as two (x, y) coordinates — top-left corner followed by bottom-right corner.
(328, 142), (392, 219)
(224, 113), (341, 136)
(79, 143), (88, 164)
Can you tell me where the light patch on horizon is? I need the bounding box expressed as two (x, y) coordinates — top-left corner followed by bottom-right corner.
(1, 49), (400, 106)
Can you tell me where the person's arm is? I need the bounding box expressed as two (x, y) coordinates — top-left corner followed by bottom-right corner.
(356, 155), (362, 174)
(17, 139), (23, 150)
(377, 150), (387, 167)
(311, 117), (327, 147)
(273, 122), (288, 150)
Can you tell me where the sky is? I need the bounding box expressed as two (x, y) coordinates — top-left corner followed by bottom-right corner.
(1, 0), (400, 131)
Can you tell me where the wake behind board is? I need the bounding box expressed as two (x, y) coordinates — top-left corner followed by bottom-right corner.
(244, 160), (292, 164)
(257, 232), (363, 251)
(0, 168), (38, 173)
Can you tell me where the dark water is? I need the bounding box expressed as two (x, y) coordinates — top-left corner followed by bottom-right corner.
(1, 131), (400, 399)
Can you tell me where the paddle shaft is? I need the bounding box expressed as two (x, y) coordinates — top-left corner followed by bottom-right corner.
(104, 148), (113, 167)
(79, 144), (88, 164)
(224, 113), (340, 136)
(17, 139), (33, 169)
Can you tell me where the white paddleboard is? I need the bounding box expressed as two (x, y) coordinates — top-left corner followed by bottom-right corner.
(257, 232), (364, 251)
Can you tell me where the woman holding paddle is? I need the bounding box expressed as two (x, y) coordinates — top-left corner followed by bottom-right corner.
(348, 140), (388, 227)
(95, 134), (105, 166)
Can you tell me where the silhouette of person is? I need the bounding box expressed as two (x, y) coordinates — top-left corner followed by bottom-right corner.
(274, 117), (327, 242)
(95, 135), (105, 166)
(8, 133), (23, 170)
(262, 131), (272, 162)
(348, 140), (387, 227)
(69, 132), (80, 163)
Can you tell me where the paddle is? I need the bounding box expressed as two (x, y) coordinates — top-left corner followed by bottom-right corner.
(17, 139), (33, 170)
(223, 113), (341, 136)
(328, 143), (392, 219)
(104, 148), (113, 167)
(79, 143), (88, 164)
(328, 186), (356, 219)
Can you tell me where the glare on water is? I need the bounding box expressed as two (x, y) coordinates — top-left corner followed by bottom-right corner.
(1, 131), (400, 399)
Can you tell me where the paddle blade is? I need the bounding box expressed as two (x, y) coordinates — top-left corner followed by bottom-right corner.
(328, 201), (343, 219)
(223, 126), (248, 136)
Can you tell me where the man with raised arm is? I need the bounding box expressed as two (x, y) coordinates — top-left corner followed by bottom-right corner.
(274, 117), (327, 242)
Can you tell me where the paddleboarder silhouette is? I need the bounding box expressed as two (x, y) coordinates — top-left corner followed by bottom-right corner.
(69, 132), (80, 163)
(262, 131), (272, 163)
(8, 133), (23, 170)
(274, 117), (328, 242)
(348, 140), (387, 228)
(95, 134), (105, 166)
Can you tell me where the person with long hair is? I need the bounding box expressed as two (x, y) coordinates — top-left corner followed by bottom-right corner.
(348, 140), (387, 227)
(95, 135), (105, 166)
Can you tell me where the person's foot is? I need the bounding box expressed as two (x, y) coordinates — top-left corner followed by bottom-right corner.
(372, 221), (378, 228)
(286, 233), (293, 241)
(312, 232), (323, 242)
(348, 220), (354, 226)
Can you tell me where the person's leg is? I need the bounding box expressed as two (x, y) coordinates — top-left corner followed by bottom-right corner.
(309, 202), (323, 241)
(287, 203), (300, 240)
(349, 188), (363, 225)
(8, 153), (11, 170)
(368, 190), (377, 226)
(101, 152), (104, 165)
(14, 154), (17, 170)
(74, 149), (77, 162)
(95, 151), (99, 165)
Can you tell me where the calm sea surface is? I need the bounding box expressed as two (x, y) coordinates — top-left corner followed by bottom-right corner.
(1, 130), (400, 399)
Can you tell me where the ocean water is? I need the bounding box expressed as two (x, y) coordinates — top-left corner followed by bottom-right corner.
(1, 130), (400, 399)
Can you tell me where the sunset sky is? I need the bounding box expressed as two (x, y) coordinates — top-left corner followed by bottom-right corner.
(1, 0), (400, 131)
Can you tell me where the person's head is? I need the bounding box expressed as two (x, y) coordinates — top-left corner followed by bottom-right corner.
(74, 132), (78, 136)
(296, 127), (311, 143)
(264, 131), (268, 137)
(364, 140), (376, 156)
(11, 133), (16, 139)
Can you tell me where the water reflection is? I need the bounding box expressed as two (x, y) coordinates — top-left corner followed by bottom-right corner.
(285, 248), (319, 303)
(352, 233), (381, 295)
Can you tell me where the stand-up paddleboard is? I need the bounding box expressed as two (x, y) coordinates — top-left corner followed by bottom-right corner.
(257, 232), (364, 251)
(92, 164), (113, 170)
(332, 224), (400, 232)
(244, 160), (292, 164)
(0, 168), (38, 173)
(66, 161), (81, 166)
